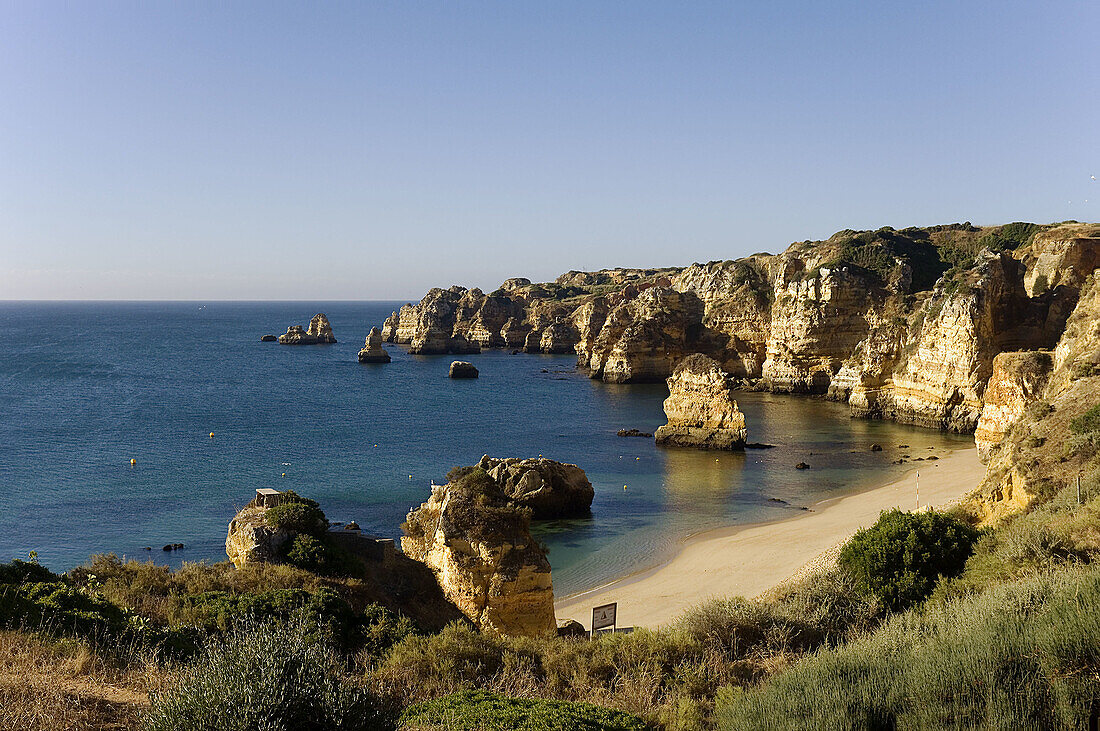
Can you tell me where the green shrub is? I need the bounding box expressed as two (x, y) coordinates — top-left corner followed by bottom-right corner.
(839, 509), (980, 610)
(144, 620), (394, 731)
(0, 579), (128, 640)
(265, 501), (328, 536)
(1071, 404), (1100, 434)
(0, 559), (59, 585)
(286, 534), (329, 572)
(400, 690), (647, 731)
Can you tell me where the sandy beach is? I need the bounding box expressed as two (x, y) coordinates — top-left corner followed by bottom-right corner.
(555, 446), (985, 629)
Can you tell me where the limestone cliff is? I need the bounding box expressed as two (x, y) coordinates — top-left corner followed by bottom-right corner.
(279, 313), (337, 345)
(655, 354), (747, 449)
(357, 327), (391, 363)
(969, 271), (1100, 523)
(401, 469), (556, 637)
(383, 222), (1099, 434)
(974, 351), (1053, 461)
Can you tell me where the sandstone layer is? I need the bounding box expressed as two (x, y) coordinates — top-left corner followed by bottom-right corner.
(384, 222), (1099, 436)
(278, 313), (337, 344)
(401, 471), (556, 637)
(655, 354), (747, 450)
(974, 350), (1053, 461)
(357, 327), (391, 363)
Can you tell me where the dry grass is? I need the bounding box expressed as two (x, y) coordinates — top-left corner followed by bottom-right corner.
(0, 630), (169, 731)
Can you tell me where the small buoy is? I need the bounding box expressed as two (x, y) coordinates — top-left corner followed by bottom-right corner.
(130, 458), (136, 466)
(209, 432), (214, 438)
(635, 457), (640, 461)
(374, 444), (378, 447)
(409, 475), (413, 479)
(281, 472), (286, 477)
(623, 485), (628, 490)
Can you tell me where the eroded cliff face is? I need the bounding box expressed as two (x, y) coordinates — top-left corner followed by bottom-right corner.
(401, 470), (556, 637)
(226, 503), (292, 568)
(655, 354), (747, 449)
(969, 271), (1100, 523)
(384, 222), (1099, 434)
(357, 327), (391, 363)
(974, 351), (1054, 461)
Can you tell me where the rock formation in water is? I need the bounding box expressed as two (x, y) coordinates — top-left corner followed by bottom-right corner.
(260, 334), (277, 342)
(278, 313), (337, 344)
(401, 468), (556, 637)
(384, 222), (1099, 438)
(449, 361), (479, 378)
(474, 454), (594, 518)
(655, 354), (748, 449)
(226, 491), (299, 568)
(357, 327), (391, 363)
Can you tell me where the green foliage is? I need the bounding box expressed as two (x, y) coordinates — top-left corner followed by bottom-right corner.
(400, 690), (647, 731)
(0, 559), (59, 584)
(1070, 403), (1100, 434)
(714, 564), (1100, 730)
(839, 509), (980, 610)
(0, 579), (128, 640)
(144, 620), (395, 731)
(265, 500), (328, 536)
(976, 221), (1044, 252)
(359, 603), (418, 661)
(286, 534), (329, 572)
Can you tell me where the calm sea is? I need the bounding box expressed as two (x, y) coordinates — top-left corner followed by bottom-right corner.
(0, 301), (972, 595)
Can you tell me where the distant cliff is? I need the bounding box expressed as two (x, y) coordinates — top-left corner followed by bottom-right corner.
(384, 222), (1099, 434)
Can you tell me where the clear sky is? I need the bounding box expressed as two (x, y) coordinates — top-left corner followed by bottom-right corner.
(1, 1), (1097, 300)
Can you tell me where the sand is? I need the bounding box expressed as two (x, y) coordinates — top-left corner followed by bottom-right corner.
(554, 446), (985, 630)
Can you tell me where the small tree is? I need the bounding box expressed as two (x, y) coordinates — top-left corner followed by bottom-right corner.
(839, 509), (980, 611)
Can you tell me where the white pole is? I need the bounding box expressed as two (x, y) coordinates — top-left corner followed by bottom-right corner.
(916, 471), (920, 511)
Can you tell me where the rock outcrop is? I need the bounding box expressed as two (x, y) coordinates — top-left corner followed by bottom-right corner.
(226, 492), (295, 568)
(449, 361), (478, 378)
(401, 470), (556, 637)
(260, 334), (276, 342)
(969, 271), (1100, 523)
(357, 327), (391, 363)
(655, 354), (747, 449)
(974, 351), (1053, 461)
(278, 313), (337, 344)
(474, 454), (594, 518)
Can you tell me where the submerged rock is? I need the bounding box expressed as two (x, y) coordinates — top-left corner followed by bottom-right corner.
(357, 327), (391, 363)
(278, 313), (337, 345)
(449, 361), (479, 379)
(260, 334), (277, 342)
(655, 354), (747, 450)
(617, 428), (653, 437)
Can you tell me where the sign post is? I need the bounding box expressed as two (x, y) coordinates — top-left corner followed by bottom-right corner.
(591, 602), (617, 636)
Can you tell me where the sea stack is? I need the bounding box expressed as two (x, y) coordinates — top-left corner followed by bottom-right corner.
(278, 313), (337, 344)
(449, 361), (479, 378)
(655, 353), (747, 450)
(357, 327), (391, 363)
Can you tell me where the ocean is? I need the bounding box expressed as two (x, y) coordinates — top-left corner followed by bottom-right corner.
(0, 301), (972, 595)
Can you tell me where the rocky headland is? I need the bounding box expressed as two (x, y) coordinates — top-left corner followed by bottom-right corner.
(384, 222), (1099, 441)
(278, 313), (337, 344)
(655, 353), (748, 450)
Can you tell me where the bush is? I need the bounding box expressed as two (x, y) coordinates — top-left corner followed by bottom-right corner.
(265, 501), (328, 536)
(839, 509), (980, 610)
(0, 559), (59, 585)
(0, 578), (128, 641)
(400, 690), (647, 731)
(287, 534), (329, 572)
(144, 620), (395, 731)
(1071, 404), (1100, 434)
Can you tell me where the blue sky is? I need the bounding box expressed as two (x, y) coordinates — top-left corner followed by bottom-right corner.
(1, 1), (1097, 299)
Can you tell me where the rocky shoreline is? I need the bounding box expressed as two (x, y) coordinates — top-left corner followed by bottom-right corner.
(380, 223), (1100, 442)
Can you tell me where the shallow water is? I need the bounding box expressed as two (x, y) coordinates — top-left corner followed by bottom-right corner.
(0, 301), (972, 594)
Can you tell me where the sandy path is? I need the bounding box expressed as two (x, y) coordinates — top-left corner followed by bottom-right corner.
(554, 446), (984, 630)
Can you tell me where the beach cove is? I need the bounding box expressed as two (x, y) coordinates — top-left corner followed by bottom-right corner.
(556, 445), (984, 628)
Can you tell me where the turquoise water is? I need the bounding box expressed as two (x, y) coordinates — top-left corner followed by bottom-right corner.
(0, 302), (972, 595)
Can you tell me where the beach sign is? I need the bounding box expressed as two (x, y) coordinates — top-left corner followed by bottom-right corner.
(592, 602), (617, 632)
